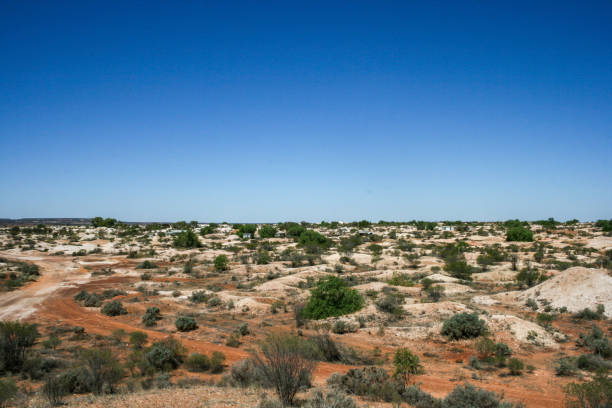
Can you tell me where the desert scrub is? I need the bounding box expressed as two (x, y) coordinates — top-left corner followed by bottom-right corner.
(175, 316), (198, 332)
(441, 312), (487, 340)
(101, 300), (127, 316)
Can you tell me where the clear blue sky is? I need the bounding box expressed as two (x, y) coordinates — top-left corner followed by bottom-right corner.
(1, 1), (611, 222)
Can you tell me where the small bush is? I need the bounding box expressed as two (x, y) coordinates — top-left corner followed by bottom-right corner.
(303, 389), (358, 408)
(555, 357), (577, 376)
(145, 338), (186, 371)
(185, 353), (210, 372)
(214, 254), (230, 271)
(574, 307), (603, 320)
(0, 320), (39, 372)
(302, 276), (364, 320)
(507, 358), (524, 375)
(442, 383), (519, 407)
(576, 354), (612, 372)
(252, 334), (315, 406)
(564, 372), (612, 408)
(210, 351), (226, 373)
(42, 375), (68, 406)
(441, 313), (487, 340)
(101, 300), (127, 317)
(142, 307), (162, 327)
(79, 348), (124, 395)
(0, 378), (18, 407)
(175, 316), (198, 332)
(506, 227), (534, 242)
(129, 331), (148, 349)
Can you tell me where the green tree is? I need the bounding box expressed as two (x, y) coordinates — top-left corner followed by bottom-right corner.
(393, 348), (423, 383)
(173, 230), (202, 248)
(258, 225), (278, 238)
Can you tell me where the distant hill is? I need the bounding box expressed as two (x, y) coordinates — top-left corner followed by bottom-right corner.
(0, 218), (92, 226)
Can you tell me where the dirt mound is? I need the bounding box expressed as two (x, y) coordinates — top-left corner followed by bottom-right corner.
(486, 314), (561, 349)
(517, 267), (612, 317)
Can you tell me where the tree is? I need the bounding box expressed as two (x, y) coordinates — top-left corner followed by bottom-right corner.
(129, 331), (148, 349)
(236, 224), (257, 237)
(302, 276), (364, 319)
(251, 334), (315, 406)
(214, 254), (230, 271)
(258, 225), (278, 238)
(393, 348), (423, 383)
(0, 321), (39, 372)
(91, 217), (117, 228)
(173, 230), (202, 249)
(298, 230), (332, 252)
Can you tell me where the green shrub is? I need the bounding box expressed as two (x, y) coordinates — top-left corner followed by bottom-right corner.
(442, 383), (519, 407)
(375, 292), (405, 317)
(175, 316), (198, 332)
(56, 366), (92, 394)
(185, 353), (210, 372)
(393, 348), (423, 383)
(210, 351), (226, 373)
(506, 227), (534, 242)
(574, 307), (604, 320)
(555, 357), (577, 376)
(145, 338), (186, 371)
(303, 389), (357, 408)
(189, 290), (209, 303)
(101, 300), (127, 317)
(42, 375), (68, 406)
(129, 331), (148, 349)
(441, 313), (487, 340)
(214, 255), (230, 271)
(79, 348), (124, 395)
(302, 276), (364, 320)
(564, 372), (612, 408)
(327, 366), (403, 402)
(507, 358), (524, 375)
(387, 272), (414, 287)
(299, 230), (332, 253)
(251, 334), (314, 406)
(0, 320), (39, 372)
(0, 378), (18, 407)
(173, 230), (202, 248)
(576, 354), (612, 372)
(136, 260), (157, 269)
(142, 307), (162, 327)
(444, 260), (473, 281)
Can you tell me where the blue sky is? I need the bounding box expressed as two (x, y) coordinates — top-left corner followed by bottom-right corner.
(1, 1), (611, 222)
